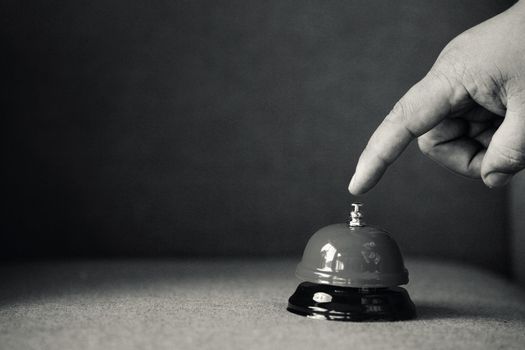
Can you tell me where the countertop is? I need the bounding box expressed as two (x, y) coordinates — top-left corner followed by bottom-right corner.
(1, 258), (524, 349)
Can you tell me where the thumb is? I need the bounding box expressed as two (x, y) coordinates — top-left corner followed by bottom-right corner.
(481, 98), (525, 187)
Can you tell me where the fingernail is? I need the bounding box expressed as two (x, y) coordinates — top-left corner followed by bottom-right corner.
(484, 172), (511, 188)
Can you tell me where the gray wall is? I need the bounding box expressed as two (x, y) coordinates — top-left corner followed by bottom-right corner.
(511, 172), (525, 286)
(2, 0), (513, 273)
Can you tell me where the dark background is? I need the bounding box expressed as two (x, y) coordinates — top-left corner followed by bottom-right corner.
(2, 0), (514, 273)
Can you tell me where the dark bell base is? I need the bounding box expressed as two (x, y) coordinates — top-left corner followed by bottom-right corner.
(287, 282), (416, 322)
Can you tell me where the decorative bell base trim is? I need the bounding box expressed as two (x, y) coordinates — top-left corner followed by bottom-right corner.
(287, 282), (416, 321)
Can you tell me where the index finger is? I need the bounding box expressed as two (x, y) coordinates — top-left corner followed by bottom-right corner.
(349, 72), (465, 195)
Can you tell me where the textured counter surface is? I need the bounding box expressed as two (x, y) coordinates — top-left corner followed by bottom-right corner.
(1, 259), (524, 349)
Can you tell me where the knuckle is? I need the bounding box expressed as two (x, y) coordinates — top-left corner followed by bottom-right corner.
(388, 100), (411, 122)
(432, 35), (475, 87)
(427, 67), (457, 89)
(385, 102), (418, 139)
(435, 32), (507, 112)
(387, 99), (415, 127)
(437, 31), (473, 66)
(427, 66), (470, 112)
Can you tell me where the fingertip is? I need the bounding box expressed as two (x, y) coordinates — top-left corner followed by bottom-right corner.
(349, 188), (366, 196)
(483, 172), (512, 188)
(348, 175), (356, 194)
(348, 172), (369, 195)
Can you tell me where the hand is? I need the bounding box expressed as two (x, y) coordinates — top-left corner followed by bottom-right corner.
(349, 1), (525, 195)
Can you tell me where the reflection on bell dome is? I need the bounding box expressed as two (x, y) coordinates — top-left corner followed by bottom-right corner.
(295, 223), (408, 287)
(319, 243), (345, 272)
(361, 241), (382, 272)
